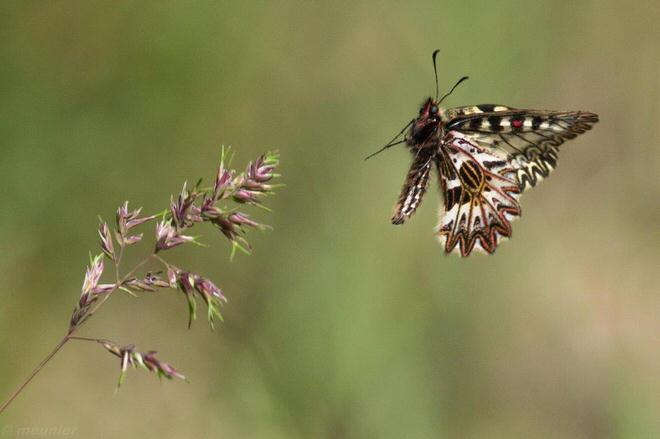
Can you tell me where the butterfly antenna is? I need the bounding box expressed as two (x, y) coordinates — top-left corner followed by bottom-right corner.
(432, 49), (440, 100)
(364, 140), (406, 161)
(438, 76), (469, 105)
(364, 119), (414, 161)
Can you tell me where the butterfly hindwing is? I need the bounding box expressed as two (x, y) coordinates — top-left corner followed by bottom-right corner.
(445, 107), (599, 190)
(436, 132), (521, 256)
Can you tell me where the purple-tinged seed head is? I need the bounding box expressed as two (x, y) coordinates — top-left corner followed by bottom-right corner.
(98, 221), (115, 261)
(155, 221), (194, 252)
(233, 189), (261, 204)
(194, 276), (227, 303)
(228, 212), (260, 228)
(116, 202), (154, 238)
(82, 254), (105, 296)
(213, 168), (233, 200)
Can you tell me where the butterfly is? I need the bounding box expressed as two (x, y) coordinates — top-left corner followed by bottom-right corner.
(368, 50), (599, 256)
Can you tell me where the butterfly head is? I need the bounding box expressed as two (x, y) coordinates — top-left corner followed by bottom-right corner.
(410, 98), (443, 144)
(418, 98), (441, 120)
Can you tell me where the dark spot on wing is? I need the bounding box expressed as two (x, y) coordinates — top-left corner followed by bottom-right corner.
(487, 115), (503, 132)
(459, 161), (484, 191)
(445, 186), (463, 210)
(469, 118), (482, 130)
(482, 160), (507, 169)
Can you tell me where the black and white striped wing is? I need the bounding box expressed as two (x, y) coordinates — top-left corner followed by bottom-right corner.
(391, 150), (434, 225)
(445, 105), (599, 190)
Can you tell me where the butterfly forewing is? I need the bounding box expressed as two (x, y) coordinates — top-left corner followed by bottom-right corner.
(446, 107), (599, 190)
(392, 150), (434, 224)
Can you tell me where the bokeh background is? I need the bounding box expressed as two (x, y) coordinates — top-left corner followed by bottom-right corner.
(1, 1), (659, 438)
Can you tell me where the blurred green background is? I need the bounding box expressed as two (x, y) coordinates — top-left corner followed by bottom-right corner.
(1, 1), (659, 438)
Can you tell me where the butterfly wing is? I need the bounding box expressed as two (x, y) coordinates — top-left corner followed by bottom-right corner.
(445, 106), (599, 190)
(392, 150), (434, 224)
(443, 104), (514, 119)
(436, 132), (521, 256)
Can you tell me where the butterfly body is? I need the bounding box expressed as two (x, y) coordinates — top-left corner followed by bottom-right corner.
(391, 95), (598, 256)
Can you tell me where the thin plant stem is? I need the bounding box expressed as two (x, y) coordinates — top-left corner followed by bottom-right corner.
(119, 254), (155, 284)
(0, 336), (70, 414)
(69, 336), (113, 345)
(0, 150), (280, 415)
(78, 254), (156, 328)
(114, 245), (125, 284)
(1, 253), (157, 414)
(153, 253), (170, 268)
